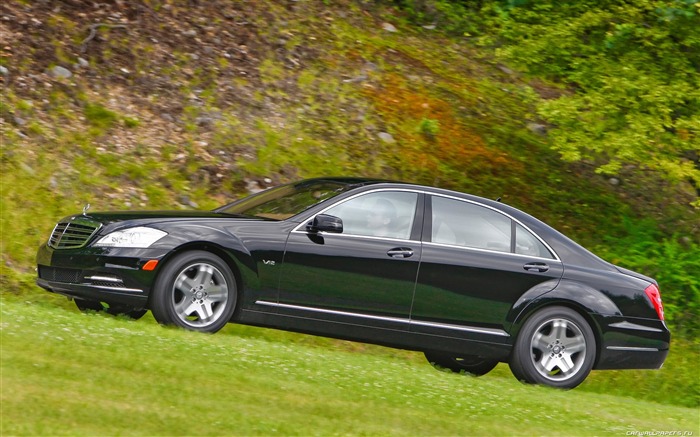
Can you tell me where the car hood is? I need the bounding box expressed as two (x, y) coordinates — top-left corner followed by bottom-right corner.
(66, 210), (258, 227)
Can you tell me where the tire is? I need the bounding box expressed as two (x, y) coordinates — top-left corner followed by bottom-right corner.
(509, 306), (596, 389)
(74, 298), (104, 312)
(150, 251), (237, 333)
(74, 299), (146, 320)
(425, 352), (498, 376)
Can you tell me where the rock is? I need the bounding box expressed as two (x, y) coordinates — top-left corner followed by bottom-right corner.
(498, 65), (515, 75)
(76, 57), (89, 68)
(183, 29), (197, 37)
(382, 22), (398, 33)
(245, 179), (263, 194)
(364, 62), (379, 72)
(608, 177), (621, 186)
(13, 116), (26, 126)
(49, 65), (72, 79)
(378, 132), (395, 143)
(343, 73), (367, 83)
(422, 24), (436, 30)
(195, 116), (214, 127)
(527, 122), (547, 136)
(0, 66), (8, 76)
(178, 195), (198, 208)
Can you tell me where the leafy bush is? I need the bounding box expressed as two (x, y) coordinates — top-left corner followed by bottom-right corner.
(487, 0), (700, 204)
(395, 0), (700, 205)
(595, 219), (700, 337)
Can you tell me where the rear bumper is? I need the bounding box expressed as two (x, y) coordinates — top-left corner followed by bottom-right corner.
(36, 243), (168, 309)
(594, 316), (670, 370)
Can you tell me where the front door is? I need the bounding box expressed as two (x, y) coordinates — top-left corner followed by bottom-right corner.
(275, 190), (423, 329)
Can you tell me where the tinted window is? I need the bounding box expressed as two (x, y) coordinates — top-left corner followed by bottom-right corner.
(323, 191), (418, 239)
(431, 196), (511, 252)
(515, 223), (554, 259)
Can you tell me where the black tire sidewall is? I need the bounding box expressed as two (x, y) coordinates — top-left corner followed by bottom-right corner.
(425, 352), (499, 376)
(510, 306), (596, 389)
(151, 250), (237, 333)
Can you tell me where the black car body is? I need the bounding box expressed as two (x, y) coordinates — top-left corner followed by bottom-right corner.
(37, 178), (670, 388)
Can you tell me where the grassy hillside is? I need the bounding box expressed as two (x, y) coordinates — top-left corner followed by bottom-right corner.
(2, 0), (698, 332)
(1, 0), (699, 428)
(2, 293), (698, 436)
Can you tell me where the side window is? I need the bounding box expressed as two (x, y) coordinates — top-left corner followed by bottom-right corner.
(431, 196), (511, 253)
(515, 223), (554, 259)
(323, 191), (418, 239)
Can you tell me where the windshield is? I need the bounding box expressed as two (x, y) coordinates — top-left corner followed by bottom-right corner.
(217, 180), (357, 220)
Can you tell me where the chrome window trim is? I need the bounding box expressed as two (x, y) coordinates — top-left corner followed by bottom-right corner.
(423, 241), (562, 263)
(292, 187), (560, 261)
(291, 188), (423, 240)
(256, 300), (510, 337)
(290, 231), (422, 245)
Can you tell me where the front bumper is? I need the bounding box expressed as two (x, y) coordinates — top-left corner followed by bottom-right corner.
(36, 243), (169, 309)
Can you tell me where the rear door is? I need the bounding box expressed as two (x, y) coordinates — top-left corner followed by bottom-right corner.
(410, 194), (563, 340)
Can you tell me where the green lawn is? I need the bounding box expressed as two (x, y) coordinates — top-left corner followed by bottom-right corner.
(1, 293), (698, 436)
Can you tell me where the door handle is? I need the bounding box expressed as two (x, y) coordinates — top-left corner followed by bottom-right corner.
(387, 248), (414, 258)
(524, 262), (549, 273)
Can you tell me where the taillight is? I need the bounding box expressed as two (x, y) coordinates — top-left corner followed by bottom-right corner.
(644, 284), (665, 321)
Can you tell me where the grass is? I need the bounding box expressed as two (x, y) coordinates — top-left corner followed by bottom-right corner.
(2, 292), (698, 436)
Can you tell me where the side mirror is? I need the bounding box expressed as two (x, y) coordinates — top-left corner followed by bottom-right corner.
(307, 214), (343, 233)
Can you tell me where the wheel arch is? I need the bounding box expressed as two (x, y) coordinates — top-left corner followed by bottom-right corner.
(508, 297), (607, 367)
(147, 241), (250, 315)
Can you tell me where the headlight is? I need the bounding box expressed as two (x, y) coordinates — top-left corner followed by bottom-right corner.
(94, 227), (167, 248)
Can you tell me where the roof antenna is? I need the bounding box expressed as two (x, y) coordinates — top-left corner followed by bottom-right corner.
(496, 197), (502, 202)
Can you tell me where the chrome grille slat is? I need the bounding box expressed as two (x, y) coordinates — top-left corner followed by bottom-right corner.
(48, 218), (101, 249)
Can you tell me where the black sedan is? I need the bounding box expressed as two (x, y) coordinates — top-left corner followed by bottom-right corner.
(36, 177), (669, 388)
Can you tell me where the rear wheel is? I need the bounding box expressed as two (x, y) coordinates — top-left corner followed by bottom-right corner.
(74, 299), (147, 320)
(425, 352), (498, 376)
(509, 306), (596, 389)
(150, 251), (237, 333)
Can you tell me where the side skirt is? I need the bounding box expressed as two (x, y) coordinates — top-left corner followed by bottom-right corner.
(236, 308), (512, 361)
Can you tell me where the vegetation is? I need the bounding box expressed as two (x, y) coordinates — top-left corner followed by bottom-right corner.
(397, 0), (700, 205)
(1, 0), (699, 431)
(2, 294), (698, 435)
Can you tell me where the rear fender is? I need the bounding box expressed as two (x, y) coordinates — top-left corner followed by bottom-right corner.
(508, 279), (621, 337)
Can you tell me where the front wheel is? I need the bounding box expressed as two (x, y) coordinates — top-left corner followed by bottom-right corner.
(425, 352), (498, 376)
(509, 306), (596, 389)
(150, 251), (237, 333)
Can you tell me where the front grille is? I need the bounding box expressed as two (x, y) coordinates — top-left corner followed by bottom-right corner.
(38, 266), (83, 283)
(48, 218), (101, 249)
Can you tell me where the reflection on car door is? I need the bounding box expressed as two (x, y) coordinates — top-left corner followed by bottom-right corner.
(273, 191), (423, 330)
(410, 195), (563, 340)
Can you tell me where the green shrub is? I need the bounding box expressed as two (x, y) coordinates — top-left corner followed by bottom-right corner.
(595, 219), (700, 337)
(83, 103), (119, 130)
